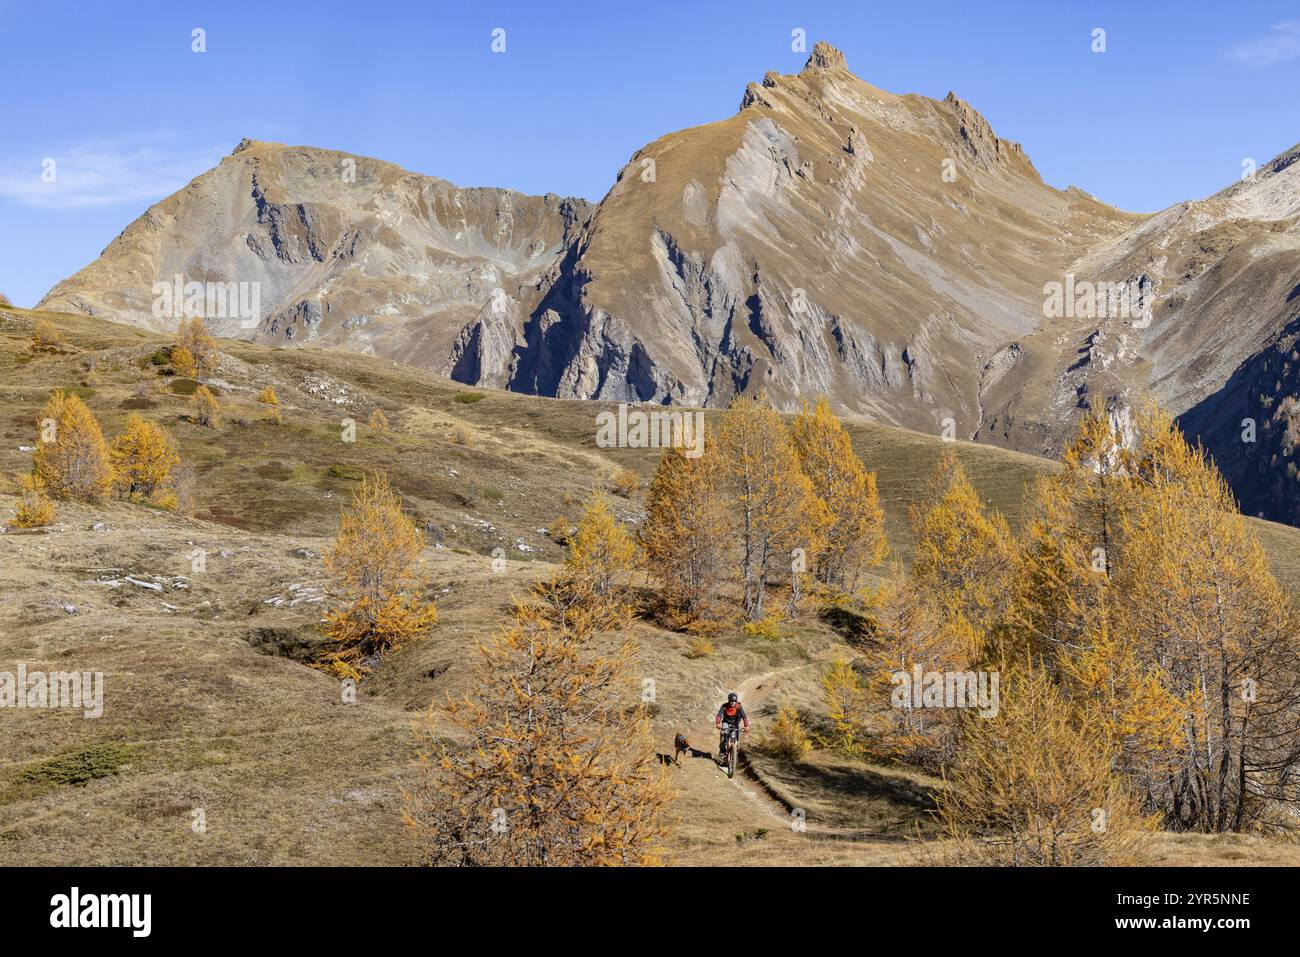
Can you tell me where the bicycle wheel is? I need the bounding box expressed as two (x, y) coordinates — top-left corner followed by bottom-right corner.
(726, 737), (737, 779)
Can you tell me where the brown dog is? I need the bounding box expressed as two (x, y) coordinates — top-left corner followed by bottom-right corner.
(673, 732), (691, 767)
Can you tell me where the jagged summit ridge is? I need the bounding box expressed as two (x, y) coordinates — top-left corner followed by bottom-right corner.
(34, 44), (1300, 526)
(803, 40), (848, 73)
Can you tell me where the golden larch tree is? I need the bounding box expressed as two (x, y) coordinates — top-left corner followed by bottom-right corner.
(257, 385), (282, 423)
(32, 390), (113, 501)
(565, 493), (637, 596)
(1115, 402), (1300, 832)
(322, 471), (437, 679)
(609, 466), (639, 497)
(31, 319), (64, 352)
(717, 392), (830, 620)
(909, 449), (1014, 640)
(403, 577), (673, 865)
(1004, 404), (1185, 795)
(859, 574), (981, 767)
(110, 414), (180, 504)
(170, 345), (198, 378)
(1008, 405), (1130, 661)
(821, 657), (871, 757)
(193, 385), (220, 428)
(13, 473), (56, 528)
(790, 396), (887, 598)
(763, 705), (812, 760)
(176, 317), (218, 376)
(640, 442), (730, 615)
(938, 659), (1157, 866)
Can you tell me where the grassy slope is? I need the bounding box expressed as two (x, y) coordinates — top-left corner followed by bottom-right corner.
(1, 306), (1297, 866)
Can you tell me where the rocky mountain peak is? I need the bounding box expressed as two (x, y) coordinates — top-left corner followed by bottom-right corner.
(942, 91), (1032, 174)
(802, 41), (847, 73)
(36, 51), (1300, 531)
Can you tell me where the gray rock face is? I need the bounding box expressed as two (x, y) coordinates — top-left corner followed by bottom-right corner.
(489, 44), (1121, 431)
(40, 140), (592, 371)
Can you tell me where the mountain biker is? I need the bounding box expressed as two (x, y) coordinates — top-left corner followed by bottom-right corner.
(716, 692), (749, 759)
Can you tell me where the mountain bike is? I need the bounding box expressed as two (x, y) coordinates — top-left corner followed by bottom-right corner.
(720, 724), (743, 779)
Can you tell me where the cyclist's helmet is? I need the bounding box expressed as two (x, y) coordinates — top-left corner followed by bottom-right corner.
(727, 692), (739, 703)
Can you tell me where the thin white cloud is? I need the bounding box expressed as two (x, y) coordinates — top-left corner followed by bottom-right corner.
(1228, 20), (1300, 69)
(0, 134), (222, 210)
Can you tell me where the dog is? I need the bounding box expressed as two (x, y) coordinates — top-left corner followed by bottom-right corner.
(673, 732), (691, 767)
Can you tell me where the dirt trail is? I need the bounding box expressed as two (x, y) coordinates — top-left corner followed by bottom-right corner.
(677, 662), (904, 844)
(686, 664), (808, 828)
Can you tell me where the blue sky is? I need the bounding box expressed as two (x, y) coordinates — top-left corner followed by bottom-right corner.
(1, 0), (1298, 307)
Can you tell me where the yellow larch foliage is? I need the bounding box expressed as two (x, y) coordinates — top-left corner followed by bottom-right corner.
(1114, 401), (1300, 832)
(640, 442), (729, 615)
(1004, 404), (1185, 794)
(1058, 613), (1185, 788)
(909, 448), (1014, 639)
(193, 385), (220, 428)
(564, 492), (637, 596)
(176, 317), (218, 375)
(258, 386), (282, 423)
(763, 705), (812, 761)
(790, 396), (887, 598)
(403, 577), (673, 866)
(31, 319), (64, 352)
(717, 392), (830, 620)
(860, 574), (980, 767)
(13, 474), (56, 528)
(170, 345), (198, 379)
(1009, 405), (1130, 660)
(937, 660), (1157, 866)
(609, 466), (639, 497)
(321, 471), (436, 678)
(110, 414), (180, 504)
(32, 390), (113, 501)
(821, 658), (870, 757)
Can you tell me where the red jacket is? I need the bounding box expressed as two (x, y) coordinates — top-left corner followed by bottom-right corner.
(716, 701), (749, 729)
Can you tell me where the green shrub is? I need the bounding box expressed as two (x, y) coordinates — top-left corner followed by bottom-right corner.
(19, 744), (132, 786)
(169, 378), (215, 396)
